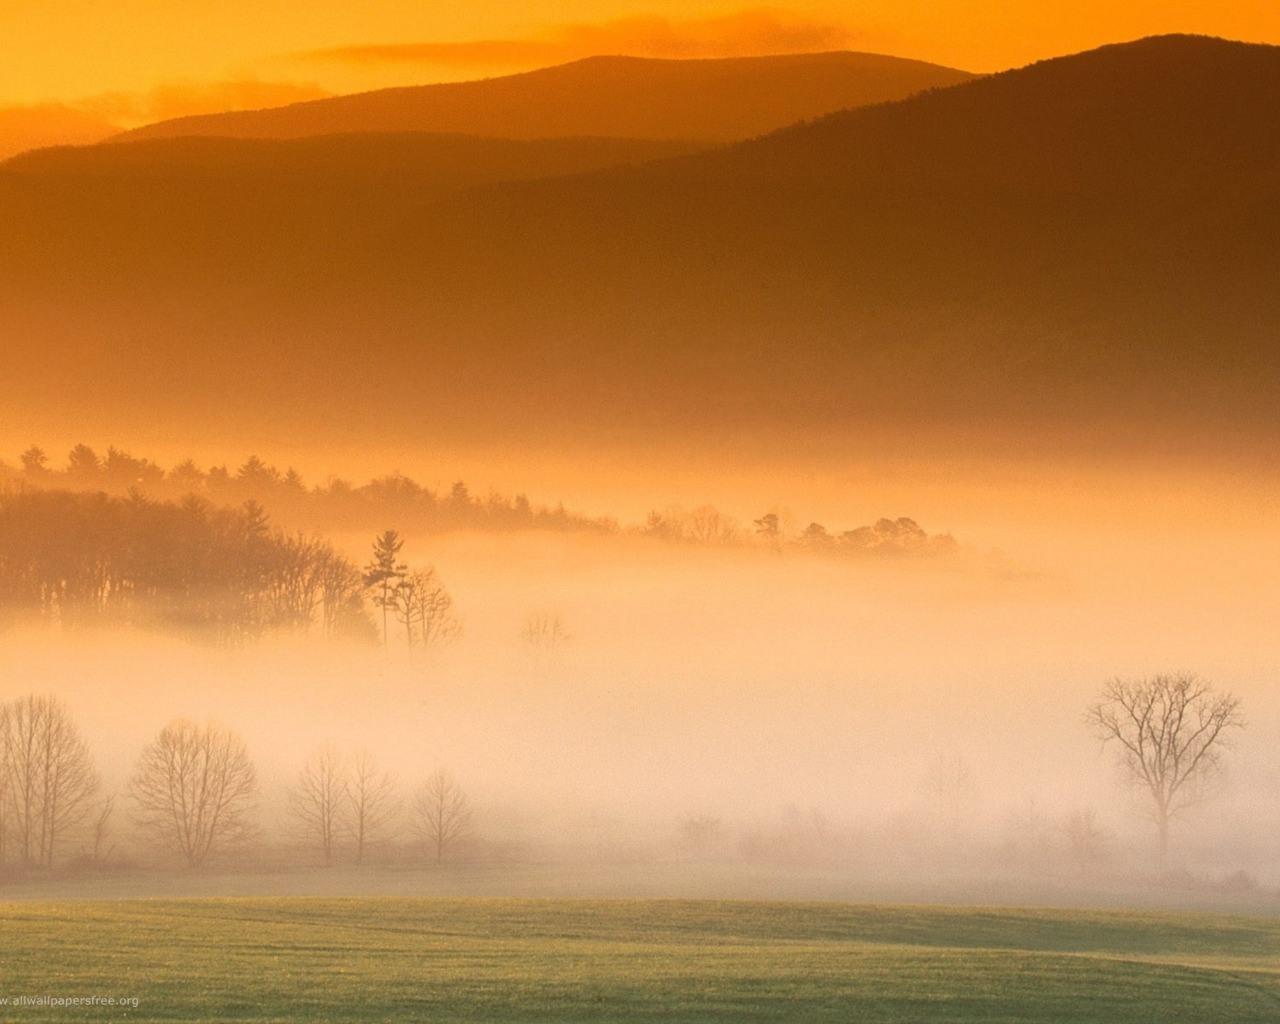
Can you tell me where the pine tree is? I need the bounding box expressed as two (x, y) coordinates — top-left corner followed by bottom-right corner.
(363, 530), (406, 646)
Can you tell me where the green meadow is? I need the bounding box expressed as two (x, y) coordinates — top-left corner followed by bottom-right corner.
(1, 899), (1278, 1022)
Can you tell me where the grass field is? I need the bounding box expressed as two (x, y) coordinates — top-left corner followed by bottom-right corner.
(1, 898), (1279, 1022)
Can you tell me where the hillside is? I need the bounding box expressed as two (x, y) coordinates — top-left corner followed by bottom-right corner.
(4, 132), (703, 183)
(112, 52), (975, 145)
(1, 36), (1277, 453)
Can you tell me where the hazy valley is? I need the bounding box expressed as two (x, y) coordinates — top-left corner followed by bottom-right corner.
(1, 26), (1277, 930)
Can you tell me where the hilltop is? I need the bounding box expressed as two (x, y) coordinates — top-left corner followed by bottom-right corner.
(112, 52), (975, 145)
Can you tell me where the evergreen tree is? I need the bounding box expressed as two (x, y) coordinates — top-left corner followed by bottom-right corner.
(363, 530), (406, 646)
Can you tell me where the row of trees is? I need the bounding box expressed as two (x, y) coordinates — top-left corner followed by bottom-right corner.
(3, 674), (1239, 874)
(0, 491), (468, 651)
(289, 744), (472, 866)
(3, 445), (961, 561)
(644, 507), (959, 558)
(362, 531), (461, 649)
(0, 489), (373, 642)
(0, 489), (550, 657)
(134, 725), (474, 868)
(4, 445), (610, 537)
(0, 698), (473, 871)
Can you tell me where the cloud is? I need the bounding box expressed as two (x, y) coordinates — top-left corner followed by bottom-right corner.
(74, 79), (331, 127)
(297, 8), (860, 70)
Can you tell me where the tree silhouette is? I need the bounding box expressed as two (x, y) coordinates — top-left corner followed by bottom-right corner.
(1085, 673), (1243, 865)
(521, 612), (571, 668)
(395, 567), (461, 650)
(288, 742), (348, 865)
(413, 769), (473, 864)
(346, 750), (400, 866)
(0, 489), (373, 642)
(754, 512), (781, 551)
(363, 531), (407, 646)
(20, 446), (49, 477)
(0, 694), (99, 869)
(130, 719), (257, 867)
(65, 444), (101, 482)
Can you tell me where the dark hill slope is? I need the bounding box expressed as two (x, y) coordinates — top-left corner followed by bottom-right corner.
(0, 132), (702, 294)
(6, 132), (704, 184)
(0, 36), (1276, 450)
(112, 52), (976, 145)
(346, 35), (1280, 433)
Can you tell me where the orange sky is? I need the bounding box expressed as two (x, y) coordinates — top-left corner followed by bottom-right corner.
(2, 2), (1278, 120)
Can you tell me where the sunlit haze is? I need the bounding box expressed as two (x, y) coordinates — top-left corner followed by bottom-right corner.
(0, 8), (1277, 1020)
(3, 2), (1280, 112)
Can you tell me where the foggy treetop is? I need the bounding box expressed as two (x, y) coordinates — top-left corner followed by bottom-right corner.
(0, 444), (959, 559)
(0, 489), (374, 643)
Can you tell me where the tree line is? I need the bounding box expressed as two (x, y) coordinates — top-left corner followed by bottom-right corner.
(0, 697), (473, 873)
(0, 489), (374, 642)
(0, 490), (471, 647)
(0, 674), (1247, 876)
(644, 508), (959, 558)
(3, 445), (960, 560)
(2, 444), (610, 538)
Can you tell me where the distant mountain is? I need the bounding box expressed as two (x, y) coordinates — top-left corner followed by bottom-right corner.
(1, 36), (1277, 454)
(0, 104), (120, 160)
(112, 52), (977, 144)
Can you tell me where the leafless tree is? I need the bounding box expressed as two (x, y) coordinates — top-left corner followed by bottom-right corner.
(262, 532), (327, 631)
(413, 768), (473, 863)
(315, 549), (373, 642)
(0, 695), (99, 869)
(288, 742), (349, 865)
(521, 612), (571, 666)
(1060, 808), (1111, 875)
(1085, 673), (1243, 864)
(130, 719), (257, 866)
(86, 795), (115, 865)
(687, 505), (739, 545)
(396, 567), (461, 650)
(347, 749), (400, 865)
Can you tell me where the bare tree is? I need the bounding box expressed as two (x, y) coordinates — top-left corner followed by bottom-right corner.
(687, 505), (739, 545)
(315, 548), (374, 642)
(130, 719), (257, 866)
(1060, 808), (1111, 875)
(347, 750), (400, 865)
(413, 768), (473, 864)
(1085, 673), (1243, 864)
(288, 742), (349, 865)
(521, 612), (571, 667)
(86, 796), (116, 865)
(0, 695), (99, 869)
(395, 567), (462, 650)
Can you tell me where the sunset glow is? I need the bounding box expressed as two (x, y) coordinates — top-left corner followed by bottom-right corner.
(3, 2), (1279, 113)
(2, 2), (1278, 1020)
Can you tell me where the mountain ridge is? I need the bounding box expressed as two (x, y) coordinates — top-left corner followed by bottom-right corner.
(110, 51), (977, 145)
(2, 35), (1277, 453)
